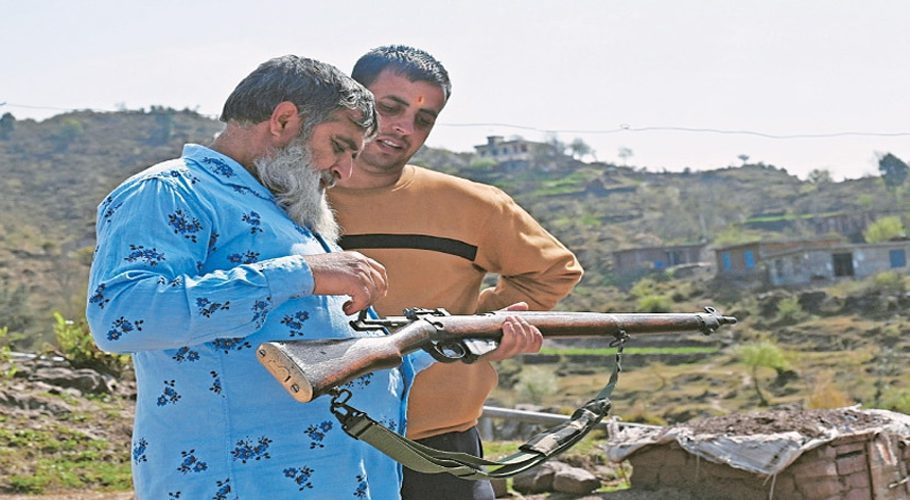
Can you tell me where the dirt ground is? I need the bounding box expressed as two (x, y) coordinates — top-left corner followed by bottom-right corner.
(684, 406), (888, 438)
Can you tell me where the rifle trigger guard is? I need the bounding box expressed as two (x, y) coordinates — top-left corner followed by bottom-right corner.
(425, 340), (468, 363)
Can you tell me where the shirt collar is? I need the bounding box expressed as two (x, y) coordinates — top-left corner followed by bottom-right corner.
(181, 144), (275, 202)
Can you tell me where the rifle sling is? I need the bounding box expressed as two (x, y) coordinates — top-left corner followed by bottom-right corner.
(329, 339), (625, 479)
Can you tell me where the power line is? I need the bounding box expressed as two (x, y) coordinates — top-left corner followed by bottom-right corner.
(439, 122), (910, 139)
(3, 100), (909, 140)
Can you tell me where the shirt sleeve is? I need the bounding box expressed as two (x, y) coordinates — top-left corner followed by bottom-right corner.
(86, 177), (315, 353)
(474, 188), (583, 312)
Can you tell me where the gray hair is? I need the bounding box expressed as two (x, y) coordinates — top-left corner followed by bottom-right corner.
(221, 55), (378, 137)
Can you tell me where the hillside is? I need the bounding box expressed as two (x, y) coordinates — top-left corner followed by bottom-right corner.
(1, 110), (909, 496)
(1, 110), (907, 346)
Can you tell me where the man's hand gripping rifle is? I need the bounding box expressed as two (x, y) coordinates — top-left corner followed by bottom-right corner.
(257, 307), (737, 404)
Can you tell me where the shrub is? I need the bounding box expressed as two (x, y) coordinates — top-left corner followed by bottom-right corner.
(806, 371), (852, 409)
(629, 278), (657, 299)
(637, 294), (672, 313)
(870, 271), (907, 294)
(53, 312), (129, 376)
(880, 389), (910, 414)
(737, 340), (790, 406)
(515, 366), (557, 404)
(863, 216), (904, 243)
(775, 296), (805, 324)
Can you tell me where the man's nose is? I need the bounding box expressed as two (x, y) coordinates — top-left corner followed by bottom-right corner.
(390, 116), (413, 136)
(332, 154), (354, 180)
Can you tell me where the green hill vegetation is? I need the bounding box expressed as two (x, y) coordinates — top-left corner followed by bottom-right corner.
(1, 109), (910, 495)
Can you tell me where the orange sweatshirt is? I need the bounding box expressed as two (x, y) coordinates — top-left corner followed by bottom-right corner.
(328, 165), (583, 439)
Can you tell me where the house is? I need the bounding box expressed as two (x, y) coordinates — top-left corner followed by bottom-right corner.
(766, 240), (910, 286)
(713, 238), (843, 278)
(473, 136), (553, 163)
(613, 243), (708, 274)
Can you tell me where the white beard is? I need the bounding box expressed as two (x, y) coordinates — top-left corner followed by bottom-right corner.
(253, 142), (340, 243)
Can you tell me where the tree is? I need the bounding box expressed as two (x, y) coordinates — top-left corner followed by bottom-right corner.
(864, 216), (905, 243)
(53, 118), (85, 151)
(737, 154), (750, 166)
(807, 168), (832, 185)
(0, 112), (14, 140)
(737, 340), (789, 407)
(544, 133), (566, 157)
(567, 138), (593, 161)
(878, 153), (909, 190)
(617, 147), (634, 165)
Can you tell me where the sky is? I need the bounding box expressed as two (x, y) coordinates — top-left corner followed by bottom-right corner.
(2, 0), (909, 181)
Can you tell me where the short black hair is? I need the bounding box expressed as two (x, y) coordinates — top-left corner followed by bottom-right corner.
(351, 45), (451, 102)
(220, 55), (377, 136)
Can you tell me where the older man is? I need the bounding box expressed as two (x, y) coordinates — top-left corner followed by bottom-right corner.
(329, 46), (583, 499)
(87, 55), (541, 499)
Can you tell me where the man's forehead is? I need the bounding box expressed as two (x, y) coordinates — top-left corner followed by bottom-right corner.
(370, 70), (445, 110)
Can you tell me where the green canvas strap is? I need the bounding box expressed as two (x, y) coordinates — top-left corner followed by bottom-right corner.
(329, 333), (627, 479)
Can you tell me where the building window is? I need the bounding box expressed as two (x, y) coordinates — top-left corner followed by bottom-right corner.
(890, 249), (906, 268)
(743, 250), (755, 269)
(721, 252), (732, 271)
(832, 253), (854, 277)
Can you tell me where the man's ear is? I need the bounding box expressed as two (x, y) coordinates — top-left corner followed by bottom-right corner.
(268, 101), (302, 144)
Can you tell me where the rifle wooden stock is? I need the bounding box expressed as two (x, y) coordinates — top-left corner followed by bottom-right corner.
(257, 309), (736, 403)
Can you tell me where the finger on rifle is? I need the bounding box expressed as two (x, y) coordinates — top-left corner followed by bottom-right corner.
(305, 252), (388, 313)
(511, 315), (543, 353)
(485, 316), (542, 361)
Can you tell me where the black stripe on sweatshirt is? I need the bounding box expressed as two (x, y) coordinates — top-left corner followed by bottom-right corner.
(338, 234), (478, 262)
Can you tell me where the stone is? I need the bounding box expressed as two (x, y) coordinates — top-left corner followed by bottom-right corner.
(844, 472), (870, 489)
(798, 477), (843, 498)
(552, 466), (601, 495)
(843, 488), (872, 500)
(30, 366), (114, 394)
(512, 461), (568, 494)
(836, 453), (867, 475)
(791, 458), (837, 478)
(490, 478), (508, 498)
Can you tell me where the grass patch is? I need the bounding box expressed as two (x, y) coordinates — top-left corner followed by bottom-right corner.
(539, 346), (719, 356)
(0, 423), (131, 494)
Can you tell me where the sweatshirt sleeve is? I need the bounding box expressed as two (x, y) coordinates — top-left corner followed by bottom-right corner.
(474, 188), (583, 312)
(86, 177), (315, 353)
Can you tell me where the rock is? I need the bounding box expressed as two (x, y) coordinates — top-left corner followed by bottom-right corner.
(797, 290), (828, 314)
(0, 388), (71, 415)
(490, 477), (508, 498)
(30, 366), (115, 394)
(512, 461), (570, 494)
(552, 466), (601, 494)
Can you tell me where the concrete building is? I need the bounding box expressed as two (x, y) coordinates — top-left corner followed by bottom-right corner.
(714, 238), (844, 279)
(613, 244), (708, 274)
(474, 136), (552, 163)
(766, 240), (910, 286)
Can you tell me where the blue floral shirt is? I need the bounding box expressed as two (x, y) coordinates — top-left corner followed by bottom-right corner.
(87, 144), (426, 499)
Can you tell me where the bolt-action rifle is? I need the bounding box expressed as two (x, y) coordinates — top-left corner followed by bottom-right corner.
(257, 307), (736, 404)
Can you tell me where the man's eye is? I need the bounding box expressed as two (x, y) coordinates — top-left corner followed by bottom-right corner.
(331, 141), (344, 154)
(378, 103), (398, 114)
(416, 117), (435, 128)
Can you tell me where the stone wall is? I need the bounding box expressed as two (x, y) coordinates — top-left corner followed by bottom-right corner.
(628, 432), (910, 499)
